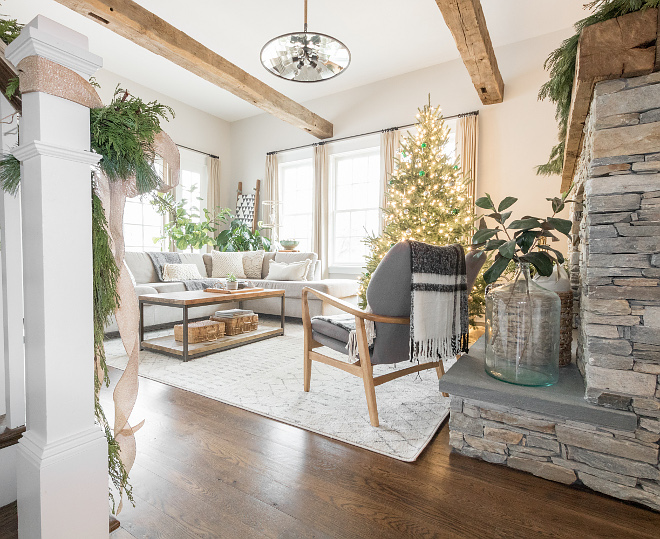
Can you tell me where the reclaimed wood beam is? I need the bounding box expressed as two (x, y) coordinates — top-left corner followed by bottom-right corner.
(55, 0), (333, 138)
(0, 41), (22, 113)
(561, 8), (659, 192)
(434, 0), (504, 105)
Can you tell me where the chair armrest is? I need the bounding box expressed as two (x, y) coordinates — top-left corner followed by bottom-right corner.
(302, 287), (410, 325)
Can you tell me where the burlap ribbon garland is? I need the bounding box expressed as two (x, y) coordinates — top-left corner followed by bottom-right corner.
(17, 56), (180, 512)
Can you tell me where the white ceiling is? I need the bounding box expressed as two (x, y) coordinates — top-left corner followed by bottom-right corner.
(3, 1), (587, 122)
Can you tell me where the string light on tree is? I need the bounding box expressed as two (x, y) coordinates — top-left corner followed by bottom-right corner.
(358, 98), (474, 312)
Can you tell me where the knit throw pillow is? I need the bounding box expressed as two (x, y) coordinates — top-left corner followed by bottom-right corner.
(212, 251), (246, 279)
(265, 259), (311, 281)
(162, 263), (203, 282)
(242, 250), (265, 279)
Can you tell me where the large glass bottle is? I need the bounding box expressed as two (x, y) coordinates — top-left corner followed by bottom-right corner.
(485, 263), (560, 386)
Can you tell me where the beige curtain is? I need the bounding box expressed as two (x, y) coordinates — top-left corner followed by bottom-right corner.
(264, 153), (279, 241)
(161, 160), (175, 251)
(456, 114), (479, 205)
(313, 144), (329, 279)
(380, 129), (401, 232)
(207, 156), (222, 217)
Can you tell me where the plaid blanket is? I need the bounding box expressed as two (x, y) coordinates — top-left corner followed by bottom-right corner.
(408, 241), (469, 362)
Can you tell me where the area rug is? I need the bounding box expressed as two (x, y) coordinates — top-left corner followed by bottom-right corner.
(104, 320), (453, 462)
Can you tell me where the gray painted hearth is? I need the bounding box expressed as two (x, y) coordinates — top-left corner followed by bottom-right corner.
(441, 71), (660, 511)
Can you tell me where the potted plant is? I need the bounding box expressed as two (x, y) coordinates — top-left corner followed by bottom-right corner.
(471, 191), (572, 387)
(226, 273), (239, 290)
(214, 218), (271, 252)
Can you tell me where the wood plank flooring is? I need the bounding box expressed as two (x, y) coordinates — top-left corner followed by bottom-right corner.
(2, 363), (660, 538)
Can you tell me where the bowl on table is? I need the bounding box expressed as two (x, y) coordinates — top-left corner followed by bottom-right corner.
(280, 239), (299, 250)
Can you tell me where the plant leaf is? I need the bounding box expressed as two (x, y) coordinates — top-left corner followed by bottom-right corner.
(498, 196), (518, 212)
(521, 252), (554, 276)
(484, 239), (506, 251)
(499, 211), (512, 223)
(476, 194), (495, 210)
(538, 244), (565, 264)
(547, 217), (572, 236)
(509, 218), (542, 230)
(498, 239), (517, 259)
(472, 228), (499, 244)
(483, 255), (510, 284)
(516, 230), (537, 254)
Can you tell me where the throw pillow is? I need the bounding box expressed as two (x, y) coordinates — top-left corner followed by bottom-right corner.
(212, 251), (246, 279)
(162, 263), (203, 282)
(274, 252), (318, 280)
(265, 259), (311, 281)
(242, 250), (265, 279)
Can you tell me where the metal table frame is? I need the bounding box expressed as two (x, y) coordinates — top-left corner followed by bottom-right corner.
(139, 290), (285, 362)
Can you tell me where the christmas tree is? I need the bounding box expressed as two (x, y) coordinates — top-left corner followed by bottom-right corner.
(359, 100), (479, 317)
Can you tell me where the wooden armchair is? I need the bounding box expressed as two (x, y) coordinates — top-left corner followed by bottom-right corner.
(301, 242), (485, 427)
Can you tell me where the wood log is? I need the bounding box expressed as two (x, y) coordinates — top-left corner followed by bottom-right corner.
(561, 9), (659, 192)
(434, 0), (504, 105)
(55, 0), (333, 139)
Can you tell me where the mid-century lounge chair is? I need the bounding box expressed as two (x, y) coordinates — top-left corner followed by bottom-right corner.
(301, 241), (485, 427)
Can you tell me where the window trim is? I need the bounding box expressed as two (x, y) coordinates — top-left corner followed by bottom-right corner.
(327, 145), (381, 274)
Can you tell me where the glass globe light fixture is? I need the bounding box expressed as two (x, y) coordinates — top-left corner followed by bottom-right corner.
(260, 0), (350, 82)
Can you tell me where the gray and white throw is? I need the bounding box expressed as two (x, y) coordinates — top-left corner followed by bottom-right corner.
(147, 252), (222, 291)
(312, 312), (376, 360)
(408, 241), (468, 362)
(147, 252), (181, 281)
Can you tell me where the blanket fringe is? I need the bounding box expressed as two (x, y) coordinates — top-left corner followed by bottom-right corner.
(346, 305), (376, 360)
(409, 333), (469, 362)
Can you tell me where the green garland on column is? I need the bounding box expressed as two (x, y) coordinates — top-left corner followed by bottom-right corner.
(538, 0), (660, 176)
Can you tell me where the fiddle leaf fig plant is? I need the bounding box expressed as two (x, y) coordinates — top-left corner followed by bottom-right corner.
(472, 190), (573, 284)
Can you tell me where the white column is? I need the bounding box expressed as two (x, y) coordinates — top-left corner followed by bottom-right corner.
(0, 94), (25, 431)
(6, 16), (107, 539)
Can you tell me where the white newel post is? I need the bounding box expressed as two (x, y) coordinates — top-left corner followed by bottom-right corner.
(6, 17), (108, 538)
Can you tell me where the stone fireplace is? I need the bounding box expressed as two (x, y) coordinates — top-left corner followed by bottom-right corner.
(439, 70), (660, 511)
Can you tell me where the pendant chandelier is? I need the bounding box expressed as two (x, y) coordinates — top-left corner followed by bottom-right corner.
(260, 0), (350, 82)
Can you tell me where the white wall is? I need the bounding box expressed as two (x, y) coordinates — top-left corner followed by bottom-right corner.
(229, 29), (572, 257)
(93, 69), (234, 210)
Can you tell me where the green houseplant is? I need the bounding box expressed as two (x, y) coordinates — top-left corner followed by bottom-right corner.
(471, 192), (572, 387)
(214, 218), (271, 252)
(226, 273), (238, 290)
(152, 188), (231, 252)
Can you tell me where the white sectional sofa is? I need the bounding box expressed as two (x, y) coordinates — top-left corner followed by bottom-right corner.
(104, 250), (359, 333)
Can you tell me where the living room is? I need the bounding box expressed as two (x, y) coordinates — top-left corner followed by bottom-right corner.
(1, 1), (660, 538)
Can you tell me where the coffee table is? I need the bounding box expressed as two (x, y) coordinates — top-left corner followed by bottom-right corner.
(139, 289), (285, 362)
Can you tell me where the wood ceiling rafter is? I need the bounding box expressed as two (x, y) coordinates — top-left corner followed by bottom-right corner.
(55, 0), (333, 139)
(434, 0), (504, 105)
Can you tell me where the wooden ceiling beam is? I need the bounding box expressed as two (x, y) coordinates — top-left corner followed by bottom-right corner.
(55, 0), (333, 138)
(434, 0), (504, 105)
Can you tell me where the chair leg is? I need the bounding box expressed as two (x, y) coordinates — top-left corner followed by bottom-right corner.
(303, 346), (311, 392)
(355, 315), (379, 427)
(437, 360), (448, 397)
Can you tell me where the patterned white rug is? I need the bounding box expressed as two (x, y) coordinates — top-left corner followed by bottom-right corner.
(105, 319), (453, 461)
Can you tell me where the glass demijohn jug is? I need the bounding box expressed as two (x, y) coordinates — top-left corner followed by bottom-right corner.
(484, 262), (560, 386)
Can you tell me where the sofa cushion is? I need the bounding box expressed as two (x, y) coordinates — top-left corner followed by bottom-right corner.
(261, 252), (276, 278)
(274, 252), (318, 280)
(179, 253), (207, 279)
(242, 250), (265, 279)
(125, 251), (158, 284)
(265, 260), (311, 281)
(162, 263), (203, 281)
(250, 278), (358, 299)
(202, 253), (213, 278)
(212, 251), (246, 279)
(149, 282), (188, 293)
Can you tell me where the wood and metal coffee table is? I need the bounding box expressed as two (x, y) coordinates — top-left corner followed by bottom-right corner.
(139, 289), (285, 362)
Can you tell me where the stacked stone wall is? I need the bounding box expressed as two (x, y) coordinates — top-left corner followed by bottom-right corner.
(449, 397), (660, 510)
(572, 74), (660, 421)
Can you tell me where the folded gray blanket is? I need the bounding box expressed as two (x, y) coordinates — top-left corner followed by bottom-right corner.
(147, 252), (181, 281)
(184, 278), (223, 291)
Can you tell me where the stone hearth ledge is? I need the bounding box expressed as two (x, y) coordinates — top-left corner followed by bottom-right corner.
(439, 339), (637, 432)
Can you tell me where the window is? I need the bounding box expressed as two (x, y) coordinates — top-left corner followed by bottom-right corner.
(279, 158), (314, 252)
(329, 147), (380, 268)
(124, 157), (165, 252)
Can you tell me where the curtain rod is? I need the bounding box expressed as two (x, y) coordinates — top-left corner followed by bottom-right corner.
(266, 110), (478, 156)
(176, 143), (219, 160)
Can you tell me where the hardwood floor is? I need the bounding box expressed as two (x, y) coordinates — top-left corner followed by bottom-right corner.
(2, 363), (659, 538)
